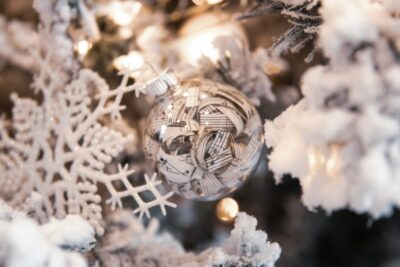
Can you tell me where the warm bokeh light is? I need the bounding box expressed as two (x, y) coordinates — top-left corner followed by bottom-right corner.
(308, 146), (326, 172)
(75, 40), (92, 57)
(326, 144), (341, 177)
(192, 0), (223, 5)
(216, 197), (239, 222)
(307, 144), (341, 178)
(113, 51), (145, 71)
(207, 0), (223, 4)
(264, 62), (283, 75)
(178, 13), (246, 66)
(192, 0), (206, 5)
(108, 1), (142, 26)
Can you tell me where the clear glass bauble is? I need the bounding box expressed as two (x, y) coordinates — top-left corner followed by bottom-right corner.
(144, 79), (263, 200)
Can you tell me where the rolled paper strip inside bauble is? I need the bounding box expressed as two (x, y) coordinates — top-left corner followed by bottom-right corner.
(144, 78), (263, 200)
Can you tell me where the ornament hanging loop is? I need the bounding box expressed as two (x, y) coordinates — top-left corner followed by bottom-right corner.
(145, 69), (179, 96)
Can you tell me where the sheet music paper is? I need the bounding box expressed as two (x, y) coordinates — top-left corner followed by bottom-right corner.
(144, 79), (263, 200)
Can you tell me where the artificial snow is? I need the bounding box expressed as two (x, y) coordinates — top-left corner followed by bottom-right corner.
(265, 0), (400, 218)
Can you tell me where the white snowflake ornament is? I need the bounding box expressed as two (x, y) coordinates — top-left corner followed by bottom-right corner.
(0, 68), (175, 235)
(0, 0), (176, 234)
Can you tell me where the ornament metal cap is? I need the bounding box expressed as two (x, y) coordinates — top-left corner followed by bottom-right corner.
(145, 69), (179, 96)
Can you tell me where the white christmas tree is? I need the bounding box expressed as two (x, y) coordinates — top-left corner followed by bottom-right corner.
(266, 0), (400, 218)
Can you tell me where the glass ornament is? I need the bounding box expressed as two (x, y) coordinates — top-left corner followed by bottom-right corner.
(144, 77), (263, 200)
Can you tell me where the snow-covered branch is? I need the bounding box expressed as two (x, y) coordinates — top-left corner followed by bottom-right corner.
(240, 0), (321, 60)
(266, 0), (400, 218)
(95, 210), (281, 267)
(0, 201), (94, 267)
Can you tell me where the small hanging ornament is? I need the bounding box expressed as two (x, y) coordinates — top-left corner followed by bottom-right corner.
(142, 70), (263, 200)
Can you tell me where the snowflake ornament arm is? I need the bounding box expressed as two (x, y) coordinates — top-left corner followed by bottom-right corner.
(132, 173), (177, 219)
(80, 163), (176, 219)
(1, 0), (176, 234)
(0, 63), (177, 234)
(113, 62), (168, 98)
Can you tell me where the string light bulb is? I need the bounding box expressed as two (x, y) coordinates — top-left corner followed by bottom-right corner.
(206, 0), (224, 4)
(113, 51), (145, 72)
(192, 0), (206, 5)
(216, 197), (239, 222)
(192, 0), (223, 5)
(75, 40), (92, 57)
(264, 62), (284, 75)
(104, 1), (142, 27)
